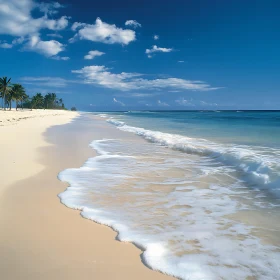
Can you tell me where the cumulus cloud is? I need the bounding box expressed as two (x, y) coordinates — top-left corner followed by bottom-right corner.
(36, 2), (64, 15)
(84, 50), (105, 60)
(24, 35), (64, 57)
(146, 45), (173, 58)
(71, 22), (86, 31)
(0, 0), (69, 37)
(0, 0), (68, 57)
(72, 65), (220, 92)
(125, 20), (141, 28)
(113, 97), (125, 106)
(70, 18), (136, 45)
(154, 35), (159, 40)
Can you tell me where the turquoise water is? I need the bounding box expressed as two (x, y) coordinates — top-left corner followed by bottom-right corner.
(104, 110), (280, 147)
(59, 111), (280, 280)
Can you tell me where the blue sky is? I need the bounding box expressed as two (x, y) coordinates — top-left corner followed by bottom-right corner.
(0, 0), (280, 110)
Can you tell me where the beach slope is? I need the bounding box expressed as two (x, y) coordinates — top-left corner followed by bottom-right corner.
(0, 110), (174, 280)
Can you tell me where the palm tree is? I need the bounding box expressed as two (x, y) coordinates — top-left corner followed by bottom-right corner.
(10, 84), (25, 110)
(0, 77), (12, 110)
(50, 93), (57, 108)
(6, 92), (13, 110)
(31, 93), (44, 110)
(44, 93), (52, 109)
(20, 93), (29, 110)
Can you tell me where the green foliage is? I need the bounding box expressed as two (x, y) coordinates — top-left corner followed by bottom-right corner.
(0, 77), (67, 110)
(31, 93), (44, 109)
(0, 77), (12, 110)
(8, 84), (26, 110)
(71, 106), (77, 111)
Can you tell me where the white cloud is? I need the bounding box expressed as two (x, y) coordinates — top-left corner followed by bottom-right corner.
(52, 56), (70, 61)
(0, 37), (25, 49)
(25, 35), (64, 57)
(145, 45), (173, 57)
(200, 100), (218, 106)
(84, 50), (105, 60)
(178, 60), (184, 63)
(175, 98), (195, 106)
(146, 45), (173, 54)
(157, 100), (169, 107)
(113, 97), (125, 106)
(44, 16), (69, 31)
(130, 93), (160, 97)
(125, 20), (141, 28)
(12, 37), (25, 45)
(0, 42), (13, 48)
(175, 98), (218, 107)
(70, 18), (136, 45)
(0, 0), (68, 57)
(73, 65), (142, 91)
(36, 2), (64, 15)
(21, 76), (70, 88)
(71, 22), (86, 31)
(72, 65), (220, 92)
(154, 35), (159, 40)
(0, 0), (69, 37)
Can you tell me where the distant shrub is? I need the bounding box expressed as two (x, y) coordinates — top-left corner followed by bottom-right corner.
(71, 107), (77, 111)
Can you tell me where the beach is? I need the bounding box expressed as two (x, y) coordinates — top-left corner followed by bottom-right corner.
(1, 109), (279, 280)
(0, 110), (174, 280)
(58, 111), (280, 280)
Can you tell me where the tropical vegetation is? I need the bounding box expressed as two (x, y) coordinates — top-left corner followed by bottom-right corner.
(0, 77), (12, 110)
(0, 76), (68, 111)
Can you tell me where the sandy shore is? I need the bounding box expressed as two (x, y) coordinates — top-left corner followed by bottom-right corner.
(0, 110), (174, 280)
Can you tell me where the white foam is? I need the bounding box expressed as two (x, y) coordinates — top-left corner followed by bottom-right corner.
(59, 138), (280, 280)
(107, 118), (280, 196)
(97, 113), (108, 118)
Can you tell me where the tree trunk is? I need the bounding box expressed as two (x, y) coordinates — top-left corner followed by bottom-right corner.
(3, 92), (6, 111)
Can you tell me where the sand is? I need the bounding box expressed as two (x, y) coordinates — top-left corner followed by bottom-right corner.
(0, 110), (174, 280)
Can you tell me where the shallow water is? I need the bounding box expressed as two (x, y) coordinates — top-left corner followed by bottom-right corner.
(59, 111), (280, 280)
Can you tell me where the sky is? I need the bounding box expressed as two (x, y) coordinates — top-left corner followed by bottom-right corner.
(0, 0), (280, 111)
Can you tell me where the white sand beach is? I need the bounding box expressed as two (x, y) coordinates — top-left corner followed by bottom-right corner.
(0, 109), (174, 280)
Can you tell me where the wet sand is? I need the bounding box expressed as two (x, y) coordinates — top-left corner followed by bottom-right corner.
(0, 112), (174, 280)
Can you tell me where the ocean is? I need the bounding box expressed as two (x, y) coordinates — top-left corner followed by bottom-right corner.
(59, 111), (280, 280)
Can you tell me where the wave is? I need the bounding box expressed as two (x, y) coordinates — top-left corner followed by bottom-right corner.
(107, 118), (280, 195)
(58, 137), (280, 280)
(96, 113), (109, 118)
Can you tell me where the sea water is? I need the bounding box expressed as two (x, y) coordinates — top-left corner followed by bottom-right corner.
(59, 111), (280, 280)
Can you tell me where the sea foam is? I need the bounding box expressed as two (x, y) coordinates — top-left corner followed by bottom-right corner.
(107, 118), (280, 195)
(59, 134), (280, 280)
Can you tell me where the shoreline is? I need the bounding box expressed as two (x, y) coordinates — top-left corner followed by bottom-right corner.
(0, 110), (174, 280)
